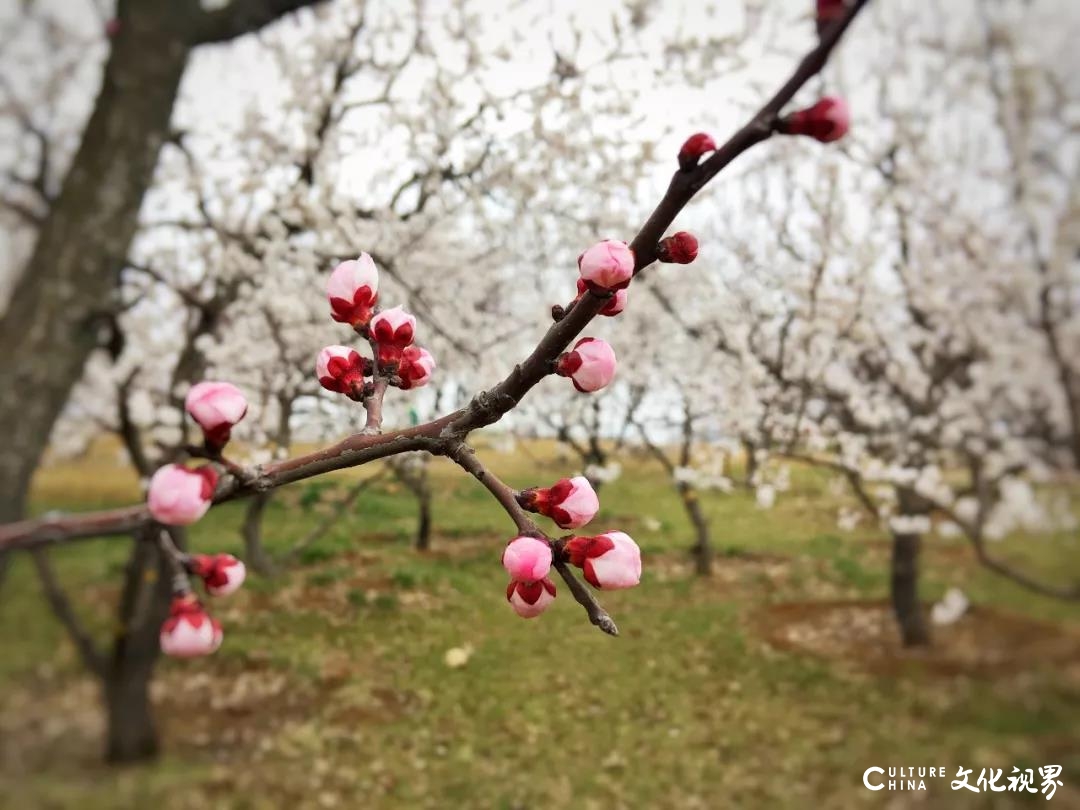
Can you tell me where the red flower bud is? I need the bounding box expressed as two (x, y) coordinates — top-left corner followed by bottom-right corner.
(506, 577), (556, 618)
(564, 531), (641, 590)
(555, 337), (617, 393)
(160, 595), (222, 658)
(317, 345), (371, 400)
(678, 132), (717, 171)
(327, 254), (379, 329)
(574, 279), (627, 317)
(778, 96), (850, 143)
(396, 346), (435, 390)
(370, 306), (417, 368)
(657, 231), (699, 264)
(190, 553), (247, 597)
(519, 476), (599, 529)
(816, 0), (847, 36)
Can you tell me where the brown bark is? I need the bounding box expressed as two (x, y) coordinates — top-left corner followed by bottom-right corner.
(890, 531), (930, 647)
(241, 491), (276, 575)
(388, 453), (436, 550)
(678, 485), (712, 577)
(104, 528), (173, 763)
(416, 486), (433, 552)
(0, 0), (327, 524)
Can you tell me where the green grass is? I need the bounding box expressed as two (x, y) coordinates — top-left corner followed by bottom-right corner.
(1, 439), (1079, 808)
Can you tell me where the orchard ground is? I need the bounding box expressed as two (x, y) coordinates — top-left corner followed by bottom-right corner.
(2, 437), (1079, 809)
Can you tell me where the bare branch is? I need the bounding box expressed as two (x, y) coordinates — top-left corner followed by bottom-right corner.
(31, 549), (106, 676)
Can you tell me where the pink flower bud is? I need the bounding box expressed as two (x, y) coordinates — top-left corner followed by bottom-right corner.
(678, 132), (717, 170)
(506, 578), (556, 618)
(564, 531), (641, 590)
(160, 595), (223, 658)
(502, 535), (553, 582)
(578, 240), (634, 292)
(816, 0), (847, 33)
(190, 553), (247, 597)
(397, 346), (436, 390)
(575, 279), (627, 317)
(779, 96), (850, 143)
(184, 381), (247, 449)
(327, 254), (380, 328)
(370, 306), (417, 367)
(519, 476), (599, 529)
(657, 231), (699, 264)
(317, 345), (370, 399)
(147, 464), (217, 526)
(555, 337), (617, 393)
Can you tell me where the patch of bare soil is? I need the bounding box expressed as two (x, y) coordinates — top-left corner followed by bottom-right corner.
(0, 658), (333, 775)
(156, 658), (327, 758)
(755, 599), (1080, 677)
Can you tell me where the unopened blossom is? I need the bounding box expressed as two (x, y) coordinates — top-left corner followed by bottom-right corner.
(778, 96), (850, 143)
(816, 0), (847, 35)
(160, 595), (223, 657)
(190, 553), (247, 597)
(316, 345), (370, 399)
(502, 535), (553, 583)
(555, 337), (617, 393)
(564, 531), (641, 590)
(657, 231), (698, 264)
(370, 306), (417, 366)
(578, 240), (634, 292)
(397, 346), (436, 390)
(575, 279), (627, 317)
(184, 381), (247, 449)
(147, 464), (217, 526)
(677, 132), (717, 170)
(327, 254), (380, 328)
(506, 578), (556, 618)
(518, 476), (599, 529)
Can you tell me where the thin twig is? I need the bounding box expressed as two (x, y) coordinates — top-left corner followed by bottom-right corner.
(448, 443), (541, 536)
(283, 469), (389, 563)
(552, 558), (618, 637)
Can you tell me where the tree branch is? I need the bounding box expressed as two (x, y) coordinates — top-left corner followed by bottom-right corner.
(282, 469), (389, 564)
(31, 549), (106, 676)
(0, 0), (874, 644)
(192, 0), (330, 46)
(552, 558), (618, 637)
(448, 443), (540, 536)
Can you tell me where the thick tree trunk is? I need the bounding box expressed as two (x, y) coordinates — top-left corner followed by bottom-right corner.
(0, 0), (327, 523)
(0, 14), (192, 523)
(890, 531), (930, 647)
(104, 661), (159, 763)
(678, 484), (712, 577)
(241, 491), (276, 575)
(105, 530), (172, 763)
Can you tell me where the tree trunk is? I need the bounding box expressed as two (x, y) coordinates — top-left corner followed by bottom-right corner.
(104, 660), (159, 763)
(415, 486), (432, 552)
(105, 530), (172, 763)
(678, 484), (712, 577)
(0, 14), (196, 523)
(742, 439), (758, 487)
(890, 531), (929, 647)
(0, 0), (327, 523)
(241, 491), (276, 575)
